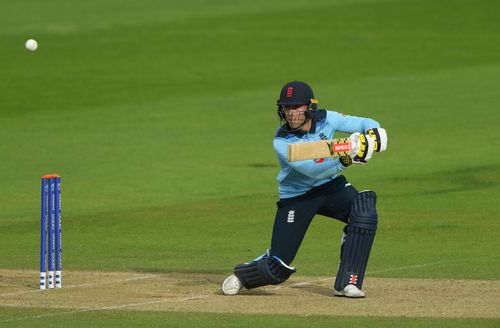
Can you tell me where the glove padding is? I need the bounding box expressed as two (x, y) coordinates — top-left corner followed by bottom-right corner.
(366, 128), (387, 152)
(349, 132), (374, 164)
(339, 155), (352, 167)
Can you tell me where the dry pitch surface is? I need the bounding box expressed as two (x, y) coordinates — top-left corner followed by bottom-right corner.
(0, 269), (498, 323)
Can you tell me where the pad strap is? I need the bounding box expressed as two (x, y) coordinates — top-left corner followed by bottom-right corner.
(350, 191), (378, 230)
(234, 253), (296, 289)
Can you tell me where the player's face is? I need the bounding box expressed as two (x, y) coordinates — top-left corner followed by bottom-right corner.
(283, 104), (308, 128)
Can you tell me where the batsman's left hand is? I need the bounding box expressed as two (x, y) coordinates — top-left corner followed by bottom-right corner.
(366, 128), (388, 152)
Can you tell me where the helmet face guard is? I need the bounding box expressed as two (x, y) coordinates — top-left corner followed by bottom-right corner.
(276, 81), (318, 131)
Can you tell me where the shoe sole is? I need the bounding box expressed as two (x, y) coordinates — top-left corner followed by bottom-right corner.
(333, 290), (365, 298)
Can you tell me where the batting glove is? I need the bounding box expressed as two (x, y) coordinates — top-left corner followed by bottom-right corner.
(366, 128), (388, 152)
(349, 132), (375, 164)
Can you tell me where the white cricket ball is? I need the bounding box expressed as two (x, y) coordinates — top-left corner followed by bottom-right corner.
(25, 39), (38, 51)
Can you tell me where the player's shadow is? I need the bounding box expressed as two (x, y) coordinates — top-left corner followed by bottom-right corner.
(216, 289), (275, 296)
(289, 284), (332, 297)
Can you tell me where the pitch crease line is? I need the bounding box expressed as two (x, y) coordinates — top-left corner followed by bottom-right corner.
(0, 294), (210, 323)
(0, 274), (161, 297)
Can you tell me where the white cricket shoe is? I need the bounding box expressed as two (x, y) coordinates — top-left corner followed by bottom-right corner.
(221, 274), (243, 295)
(333, 284), (365, 298)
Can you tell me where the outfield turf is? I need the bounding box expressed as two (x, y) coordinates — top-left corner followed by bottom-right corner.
(1, 308), (499, 328)
(1, 0), (499, 326)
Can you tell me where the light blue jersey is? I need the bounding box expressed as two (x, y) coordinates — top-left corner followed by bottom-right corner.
(273, 110), (380, 198)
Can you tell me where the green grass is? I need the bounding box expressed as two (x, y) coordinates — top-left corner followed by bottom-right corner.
(1, 308), (499, 328)
(1, 0), (499, 326)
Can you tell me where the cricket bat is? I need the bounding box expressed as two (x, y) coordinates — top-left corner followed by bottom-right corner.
(288, 138), (351, 162)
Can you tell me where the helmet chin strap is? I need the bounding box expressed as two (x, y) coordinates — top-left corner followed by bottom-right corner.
(285, 119), (311, 132)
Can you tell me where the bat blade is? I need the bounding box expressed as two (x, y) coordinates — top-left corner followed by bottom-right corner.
(288, 138), (351, 162)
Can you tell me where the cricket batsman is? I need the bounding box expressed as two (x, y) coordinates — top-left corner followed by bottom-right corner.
(221, 81), (388, 298)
